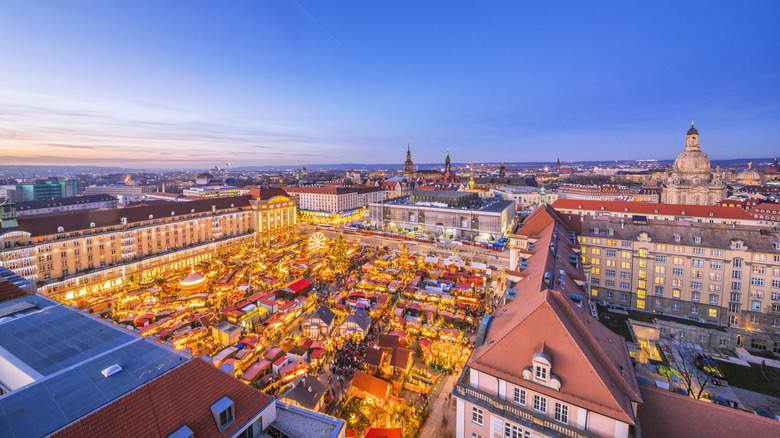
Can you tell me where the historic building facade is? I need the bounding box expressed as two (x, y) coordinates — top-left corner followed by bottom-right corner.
(660, 124), (727, 205)
(580, 215), (780, 330)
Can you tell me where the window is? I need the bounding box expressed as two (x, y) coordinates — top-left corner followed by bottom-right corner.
(730, 292), (741, 302)
(554, 403), (569, 424)
(606, 291), (613, 299)
(710, 272), (722, 281)
(639, 259), (647, 268)
(620, 261), (631, 269)
(591, 248), (601, 255)
(606, 259), (616, 267)
(674, 246), (684, 253)
(672, 268), (684, 276)
(732, 271), (742, 280)
(753, 266), (766, 275)
(620, 282), (631, 290)
(622, 241), (631, 247)
(592, 278), (600, 285)
(691, 282), (702, 290)
(655, 276), (665, 285)
(692, 248), (704, 255)
(513, 387), (526, 405)
(637, 299), (645, 309)
(752, 278), (765, 287)
(750, 315), (760, 324)
(535, 366), (547, 381)
(591, 267), (600, 275)
(621, 293), (628, 301)
(754, 254), (767, 262)
(672, 302), (680, 311)
(639, 248), (648, 257)
(655, 286), (664, 296)
(729, 315), (738, 325)
(691, 305), (699, 314)
(691, 259), (704, 268)
(673, 289), (681, 299)
(605, 280), (615, 287)
(729, 303), (741, 313)
(591, 258), (600, 265)
(620, 271), (631, 279)
(710, 261), (722, 270)
(472, 407), (484, 426)
(503, 423), (530, 438)
(606, 250), (616, 257)
(606, 269), (616, 277)
(473, 433), (484, 438)
(655, 255), (667, 263)
(654, 299), (662, 308)
(210, 397), (235, 431)
(773, 280), (780, 289)
(656, 243), (667, 251)
(656, 266), (666, 274)
(751, 290), (764, 299)
(733, 258), (743, 268)
(533, 395), (547, 412)
(621, 251), (631, 259)
(691, 269), (703, 278)
(752, 301), (762, 311)
(638, 269), (647, 279)
(711, 249), (723, 257)
(709, 294), (719, 304)
(691, 291), (700, 301)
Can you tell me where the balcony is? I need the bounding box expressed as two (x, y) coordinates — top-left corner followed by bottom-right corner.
(453, 370), (601, 438)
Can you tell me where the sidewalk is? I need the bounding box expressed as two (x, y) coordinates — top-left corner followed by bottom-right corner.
(417, 374), (457, 438)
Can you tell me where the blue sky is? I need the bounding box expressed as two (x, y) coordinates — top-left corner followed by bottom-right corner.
(0, 1), (778, 168)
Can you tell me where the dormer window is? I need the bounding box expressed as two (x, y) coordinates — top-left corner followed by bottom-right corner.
(674, 234), (681, 242)
(535, 365), (548, 381)
(210, 396), (235, 431)
(522, 349), (561, 391)
(693, 236), (701, 244)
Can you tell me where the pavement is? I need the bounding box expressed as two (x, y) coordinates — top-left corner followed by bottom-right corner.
(736, 346), (780, 368)
(417, 373), (457, 438)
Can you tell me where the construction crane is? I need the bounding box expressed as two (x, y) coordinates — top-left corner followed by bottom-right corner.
(17, 167), (25, 183)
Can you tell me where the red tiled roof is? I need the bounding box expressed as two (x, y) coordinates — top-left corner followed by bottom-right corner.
(637, 385), (779, 438)
(51, 358), (273, 438)
(551, 199), (754, 220)
(350, 370), (391, 400)
(364, 427), (402, 438)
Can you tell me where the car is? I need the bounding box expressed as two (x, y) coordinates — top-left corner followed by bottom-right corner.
(754, 408), (776, 420)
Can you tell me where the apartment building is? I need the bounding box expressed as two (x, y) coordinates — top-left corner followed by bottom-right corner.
(456, 206), (643, 438)
(580, 215), (780, 330)
(283, 186), (387, 213)
(182, 184), (241, 198)
(0, 196), (254, 285)
(13, 194), (117, 216)
(246, 187), (298, 244)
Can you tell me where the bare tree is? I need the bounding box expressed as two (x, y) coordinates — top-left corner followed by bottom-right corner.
(661, 337), (715, 399)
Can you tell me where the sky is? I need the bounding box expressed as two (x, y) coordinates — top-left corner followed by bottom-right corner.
(0, 1), (778, 169)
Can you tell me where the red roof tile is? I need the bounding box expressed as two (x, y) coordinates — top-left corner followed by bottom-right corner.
(551, 199), (754, 220)
(50, 358), (274, 438)
(637, 385), (779, 438)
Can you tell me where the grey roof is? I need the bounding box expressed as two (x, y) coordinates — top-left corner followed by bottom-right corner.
(0, 295), (186, 438)
(341, 309), (371, 331)
(14, 194), (116, 212)
(580, 216), (780, 251)
(308, 306), (336, 326)
(279, 375), (325, 410)
(272, 401), (345, 438)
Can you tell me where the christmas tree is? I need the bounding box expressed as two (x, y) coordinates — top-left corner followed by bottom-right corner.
(330, 233), (349, 273)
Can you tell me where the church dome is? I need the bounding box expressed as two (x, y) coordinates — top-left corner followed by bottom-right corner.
(672, 150), (712, 177)
(737, 165), (761, 185)
(687, 125), (698, 135)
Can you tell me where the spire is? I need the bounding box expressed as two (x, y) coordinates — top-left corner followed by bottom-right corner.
(407, 140), (410, 154)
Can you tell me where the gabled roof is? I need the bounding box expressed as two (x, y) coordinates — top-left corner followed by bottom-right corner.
(308, 305), (336, 326)
(637, 385), (779, 438)
(50, 356), (274, 438)
(279, 375), (325, 410)
(350, 370), (390, 400)
(341, 309), (371, 331)
(389, 348), (413, 370)
(467, 288), (642, 424)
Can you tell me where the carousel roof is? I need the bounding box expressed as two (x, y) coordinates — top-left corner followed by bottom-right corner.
(179, 271), (206, 288)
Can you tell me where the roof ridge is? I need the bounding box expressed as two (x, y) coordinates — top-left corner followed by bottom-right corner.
(550, 291), (642, 403)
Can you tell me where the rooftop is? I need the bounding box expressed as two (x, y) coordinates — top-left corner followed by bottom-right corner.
(0, 295), (187, 438)
(271, 401), (346, 438)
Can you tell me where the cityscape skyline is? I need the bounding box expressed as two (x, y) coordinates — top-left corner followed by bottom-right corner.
(1, 2), (778, 168)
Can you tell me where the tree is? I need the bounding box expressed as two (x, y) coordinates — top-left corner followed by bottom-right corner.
(330, 233), (349, 273)
(661, 337), (715, 399)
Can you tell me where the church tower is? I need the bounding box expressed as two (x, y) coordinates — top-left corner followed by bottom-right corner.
(499, 163), (506, 178)
(444, 149), (451, 174)
(403, 142), (414, 179)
